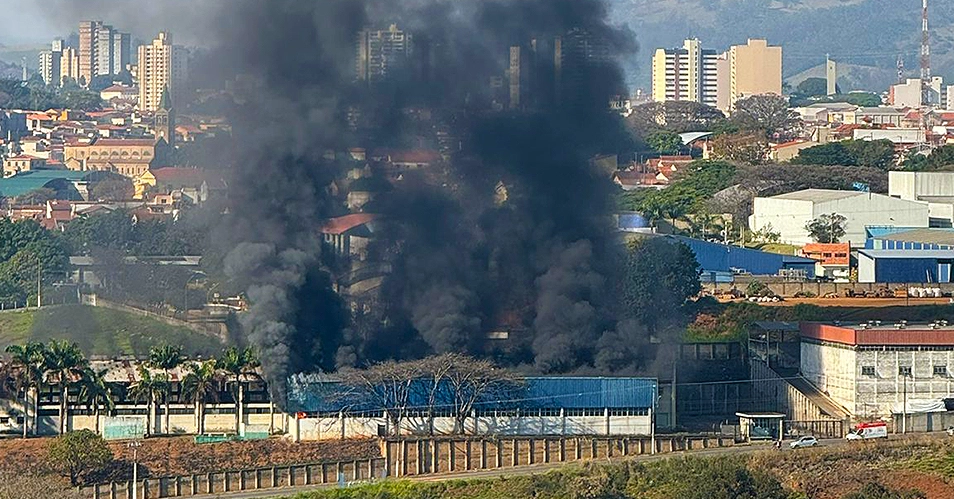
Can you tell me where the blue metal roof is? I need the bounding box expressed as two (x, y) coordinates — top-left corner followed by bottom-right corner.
(669, 236), (815, 277)
(285, 375), (657, 414)
(859, 249), (954, 259)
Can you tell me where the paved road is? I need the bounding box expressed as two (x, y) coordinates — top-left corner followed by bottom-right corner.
(184, 438), (851, 499)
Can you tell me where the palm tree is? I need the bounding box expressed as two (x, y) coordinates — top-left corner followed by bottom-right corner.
(5, 342), (46, 438)
(218, 347), (260, 435)
(148, 344), (183, 435)
(128, 366), (168, 437)
(181, 360), (220, 435)
(77, 368), (117, 435)
(43, 340), (88, 434)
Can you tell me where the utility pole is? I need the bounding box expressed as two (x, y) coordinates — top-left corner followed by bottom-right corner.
(671, 360), (677, 429)
(128, 440), (142, 499)
(36, 255), (41, 308)
(902, 372), (908, 434)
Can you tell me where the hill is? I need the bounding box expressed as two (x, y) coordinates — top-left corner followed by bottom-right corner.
(612, 0), (954, 91)
(0, 305), (223, 357)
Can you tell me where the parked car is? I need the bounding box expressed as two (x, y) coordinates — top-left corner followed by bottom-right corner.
(946, 426), (954, 437)
(790, 436), (819, 449)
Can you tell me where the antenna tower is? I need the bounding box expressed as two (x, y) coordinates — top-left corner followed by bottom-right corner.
(921, 0), (932, 106)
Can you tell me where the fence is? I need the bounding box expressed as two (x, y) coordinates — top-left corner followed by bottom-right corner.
(80, 434), (738, 498)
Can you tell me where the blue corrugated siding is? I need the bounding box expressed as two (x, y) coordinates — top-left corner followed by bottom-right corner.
(672, 236), (814, 278)
(867, 239), (954, 251)
(874, 258), (938, 283)
(286, 376), (657, 413)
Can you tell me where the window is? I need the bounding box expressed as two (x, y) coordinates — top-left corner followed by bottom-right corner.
(934, 365), (948, 377)
(861, 366), (876, 376)
(899, 366), (913, 377)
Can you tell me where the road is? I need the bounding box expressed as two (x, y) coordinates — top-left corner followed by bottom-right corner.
(184, 438), (850, 499)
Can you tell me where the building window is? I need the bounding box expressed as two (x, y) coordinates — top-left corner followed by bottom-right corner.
(899, 366), (913, 377)
(861, 366), (876, 377)
(934, 365), (948, 377)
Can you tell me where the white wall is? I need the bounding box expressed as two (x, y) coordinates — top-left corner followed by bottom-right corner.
(749, 198), (814, 245)
(889, 172), (954, 201)
(858, 252), (877, 283)
(800, 341), (857, 414)
(813, 194), (928, 246)
(855, 349), (954, 417)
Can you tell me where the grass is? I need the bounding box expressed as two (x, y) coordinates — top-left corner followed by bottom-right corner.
(0, 304), (223, 356)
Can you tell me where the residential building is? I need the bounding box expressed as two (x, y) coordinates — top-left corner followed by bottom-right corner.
(801, 322), (954, 417)
(844, 107), (907, 126)
(749, 189), (929, 246)
(770, 140), (818, 162)
(38, 40), (63, 86)
(59, 47), (80, 85)
(356, 24), (412, 83)
(100, 84), (138, 103)
(729, 39), (782, 107)
(891, 77), (944, 108)
(64, 138), (156, 178)
(800, 243), (850, 280)
(78, 21), (130, 83)
(321, 213), (380, 261)
(3, 156), (48, 177)
(556, 28), (612, 105)
(138, 32), (189, 112)
(651, 39), (722, 108)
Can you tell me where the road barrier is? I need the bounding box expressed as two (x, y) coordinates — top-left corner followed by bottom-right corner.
(80, 434), (737, 498)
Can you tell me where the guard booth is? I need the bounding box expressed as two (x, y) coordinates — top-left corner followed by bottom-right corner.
(736, 412), (784, 441)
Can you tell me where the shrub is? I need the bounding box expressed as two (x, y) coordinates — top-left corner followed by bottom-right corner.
(47, 430), (114, 486)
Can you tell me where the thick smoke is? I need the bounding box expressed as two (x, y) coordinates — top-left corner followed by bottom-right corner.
(184, 0), (638, 400)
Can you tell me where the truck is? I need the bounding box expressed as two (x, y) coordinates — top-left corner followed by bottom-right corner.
(846, 422), (888, 441)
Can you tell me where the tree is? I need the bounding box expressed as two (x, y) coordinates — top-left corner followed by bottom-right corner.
(5, 342), (46, 438)
(647, 130), (683, 155)
(805, 213), (847, 243)
(128, 366), (168, 436)
(148, 344), (183, 434)
(217, 346), (260, 435)
(443, 356), (522, 434)
(627, 101), (726, 135)
(181, 360), (220, 435)
(710, 133), (770, 165)
(794, 77), (830, 97)
(905, 144), (954, 171)
(622, 239), (701, 337)
(731, 94), (801, 140)
(339, 360), (421, 436)
(844, 92), (882, 107)
(14, 188), (57, 205)
(844, 140), (896, 170)
(77, 368), (117, 435)
(43, 340), (88, 434)
(89, 175), (134, 201)
(797, 142), (855, 166)
(47, 429), (113, 486)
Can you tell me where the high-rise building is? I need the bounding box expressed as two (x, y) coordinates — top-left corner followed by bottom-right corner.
(60, 47), (80, 85)
(39, 40), (64, 86)
(356, 25), (412, 82)
(78, 20), (131, 84)
(556, 28), (612, 105)
(651, 38), (722, 108)
(729, 39), (782, 107)
(138, 32), (189, 112)
(509, 46), (528, 109)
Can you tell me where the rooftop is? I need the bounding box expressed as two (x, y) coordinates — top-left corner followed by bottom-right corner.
(858, 249), (954, 259)
(767, 189), (863, 203)
(802, 322), (954, 346)
(0, 170), (91, 198)
(320, 213), (379, 235)
(871, 228), (954, 247)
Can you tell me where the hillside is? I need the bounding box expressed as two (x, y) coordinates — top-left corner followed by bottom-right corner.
(0, 305), (223, 357)
(612, 0), (954, 91)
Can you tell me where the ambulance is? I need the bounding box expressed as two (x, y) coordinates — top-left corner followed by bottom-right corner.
(846, 422), (888, 441)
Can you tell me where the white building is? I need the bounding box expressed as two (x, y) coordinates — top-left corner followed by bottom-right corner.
(137, 32), (188, 112)
(889, 171), (954, 228)
(651, 39), (724, 109)
(892, 77), (944, 108)
(801, 322), (954, 418)
(749, 189), (929, 247)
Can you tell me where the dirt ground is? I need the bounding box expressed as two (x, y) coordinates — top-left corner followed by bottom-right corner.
(0, 435), (380, 482)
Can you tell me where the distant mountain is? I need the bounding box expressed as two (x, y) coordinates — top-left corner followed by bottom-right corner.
(610, 0), (954, 92)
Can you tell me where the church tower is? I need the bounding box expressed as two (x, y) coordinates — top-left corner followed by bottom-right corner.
(155, 86), (175, 148)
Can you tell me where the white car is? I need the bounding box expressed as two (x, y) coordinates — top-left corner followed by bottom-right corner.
(947, 426), (954, 437)
(789, 436), (819, 449)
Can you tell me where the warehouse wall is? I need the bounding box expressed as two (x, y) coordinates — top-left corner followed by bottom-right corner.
(800, 341), (856, 414)
(855, 349), (954, 417)
(750, 198), (814, 246)
(813, 195), (929, 246)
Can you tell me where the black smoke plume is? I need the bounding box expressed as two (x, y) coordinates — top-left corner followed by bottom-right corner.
(192, 0), (637, 401)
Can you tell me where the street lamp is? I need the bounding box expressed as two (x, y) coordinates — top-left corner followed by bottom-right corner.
(128, 440), (142, 499)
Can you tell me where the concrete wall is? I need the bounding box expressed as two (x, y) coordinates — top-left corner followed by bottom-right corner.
(889, 171), (954, 201)
(858, 252), (876, 283)
(897, 411), (954, 433)
(750, 361), (828, 421)
(703, 280), (954, 297)
(855, 349), (954, 418)
(41, 403), (283, 437)
(800, 341), (857, 413)
(292, 413), (652, 442)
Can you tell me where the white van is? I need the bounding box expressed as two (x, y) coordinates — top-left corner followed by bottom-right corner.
(846, 422), (888, 440)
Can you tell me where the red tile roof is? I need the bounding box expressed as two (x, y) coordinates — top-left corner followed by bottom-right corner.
(150, 167), (208, 185)
(320, 213), (379, 235)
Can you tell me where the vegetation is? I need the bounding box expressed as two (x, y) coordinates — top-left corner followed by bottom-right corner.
(182, 360), (220, 434)
(796, 140), (896, 170)
(710, 133), (770, 165)
(0, 305), (223, 357)
(0, 219), (69, 306)
(63, 210), (206, 257)
(618, 161), (737, 228)
(0, 473), (84, 499)
(841, 483), (926, 499)
(904, 144), (954, 171)
(805, 213), (847, 244)
(622, 239), (701, 336)
(0, 78), (103, 111)
(218, 346), (260, 435)
(731, 95), (801, 141)
(646, 130), (683, 155)
(47, 430), (113, 485)
(149, 344), (184, 435)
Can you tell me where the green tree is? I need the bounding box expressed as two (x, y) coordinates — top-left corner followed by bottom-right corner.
(805, 213), (847, 243)
(844, 92), (882, 107)
(710, 133), (770, 165)
(128, 366), (168, 437)
(181, 360), (220, 435)
(14, 188), (57, 205)
(731, 94), (801, 140)
(844, 140), (896, 170)
(647, 130), (683, 155)
(47, 429), (113, 486)
(797, 142), (855, 166)
(905, 144), (954, 170)
(43, 341), (89, 434)
(217, 347), (260, 435)
(795, 77), (829, 97)
(77, 367), (118, 436)
(148, 344), (183, 435)
(627, 101), (726, 135)
(622, 238), (701, 336)
(4, 342), (46, 438)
